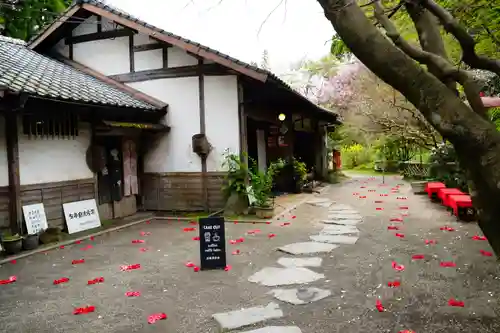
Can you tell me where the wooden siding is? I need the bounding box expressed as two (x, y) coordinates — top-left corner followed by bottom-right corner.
(20, 178), (96, 229)
(142, 172), (225, 212)
(0, 186), (9, 230)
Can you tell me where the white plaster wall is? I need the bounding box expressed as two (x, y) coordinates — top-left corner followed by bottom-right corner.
(0, 115), (8, 186)
(72, 36), (130, 75)
(128, 77), (201, 172)
(134, 33), (155, 45)
(204, 76), (240, 171)
(135, 49), (163, 71)
(18, 120), (93, 185)
(167, 47), (198, 67)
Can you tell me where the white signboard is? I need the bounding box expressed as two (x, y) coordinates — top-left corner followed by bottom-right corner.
(63, 199), (101, 234)
(22, 203), (48, 235)
(247, 186), (256, 206)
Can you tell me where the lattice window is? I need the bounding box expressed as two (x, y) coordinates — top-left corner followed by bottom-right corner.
(22, 112), (79, 139)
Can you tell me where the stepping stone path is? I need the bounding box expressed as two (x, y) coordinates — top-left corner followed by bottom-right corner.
(321, 225), (359, 235)
(322, 219), (361, 226)
(310, 235), (359, 245)
(212, 302), (284, 331)
(248, 267), (325, 286)
(213, 197), (362, 331)
(240, 327), (303, 333)
(277, 257), (323, 268)
(268, 287), (331, 305)
(278, 242), (339, 255)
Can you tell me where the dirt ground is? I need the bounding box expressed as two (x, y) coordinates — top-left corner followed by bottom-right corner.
(0, 175), (499, 332)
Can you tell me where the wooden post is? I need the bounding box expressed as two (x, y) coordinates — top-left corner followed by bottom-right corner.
(5, 112), (21, 234)
(198, 58), (209, 211)
(237, 78), (248, 166)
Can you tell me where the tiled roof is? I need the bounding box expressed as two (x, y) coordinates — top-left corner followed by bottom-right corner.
(29, 0), (339, 121)
(0, 35), (159, 110)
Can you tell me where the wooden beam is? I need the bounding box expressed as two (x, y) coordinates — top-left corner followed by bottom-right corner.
(129, 35), (135, 73)
(133, 43), (165, 52)
(198, 59), (209, 211)
(162, 47), (168, 68)
(29, 5), (81, 49)
(237, 78), (248, 167)
(65, 28), (134, 45)
(96, 15), (102, 33)
(81, 3), (268, 82)
(108, 64), (230, 83)
(5, 112), (21, 234)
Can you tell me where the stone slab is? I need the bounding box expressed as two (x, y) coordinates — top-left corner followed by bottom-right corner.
(329, 204), (353, 211)
(268, 287), (331, 305)
(328, 209), (359, 215)
(307, 198), (333, 208)
(240, 326), (303, 333)
(278, 242), (339, 255)
(212, 302), (283, 331)
(248, 267), (325, 286)
(310, 234), (359, 245)
(321, 225), (359, 235)
(277, 257), (323, 268)
(327, 213), (362, 220)
(322, 219), (361, 226)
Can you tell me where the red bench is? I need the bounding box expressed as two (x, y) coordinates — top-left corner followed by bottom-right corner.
(448, 194), (476, 221)
(425, 182), (446, 201)
(438, 188), (465, 207)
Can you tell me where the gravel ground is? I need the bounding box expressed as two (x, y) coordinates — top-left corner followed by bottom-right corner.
(0, 175), (499, 333)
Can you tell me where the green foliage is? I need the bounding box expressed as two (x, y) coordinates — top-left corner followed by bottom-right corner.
(341, 144), (373, 169)
(292, 158), (307, 184)
(221, 152), (248, 199)
(1, 0), (72, 40)
(1, 231), (21, 241)
(429, 143), (468, 191)
(249, 159), (284, 208)
(330, 35), (351, 59)
(489, 107), (500, 131)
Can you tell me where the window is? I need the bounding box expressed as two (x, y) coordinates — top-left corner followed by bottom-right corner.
(22, 112), (79, 139)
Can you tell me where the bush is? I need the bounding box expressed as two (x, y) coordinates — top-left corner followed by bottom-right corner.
(341, 144), (372, 169)
(429, 143), (468, 191)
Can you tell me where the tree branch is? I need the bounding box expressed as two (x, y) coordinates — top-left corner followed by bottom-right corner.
(422, 0), (500, 77)
(373, 1), (486, 117)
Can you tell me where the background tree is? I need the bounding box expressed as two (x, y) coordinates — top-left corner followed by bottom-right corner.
(316, 0), (500, 255)
(0, 0), (71, 40)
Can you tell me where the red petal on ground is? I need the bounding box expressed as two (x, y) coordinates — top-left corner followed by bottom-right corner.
(189, 221), (197, 225)
(72, 259), (85, 265)
(472, 235), (487, 241)
(224, 265), (232, 271)
(440, 226), (455, 231)
(234, 221), (238, 224)
(375, 200), (383, 203)
(193, 266), (200, 272)
(448, 298), (465, 307)
(400, 206), (409, 210)
(53, 277), (70, 285)
(192, 236), (200, 241)
(440, 261), (456, 267)
(392, 261), (405, 271)
(376, 299), (385, 312)
(399, 331), (415, 333)
(89, 236), (95, 241)
(266, 221), (271, 224)
(376, 207), (384, 211)
(388, 226), (399, 230)
(291, 216), (296, 219)
(280, 223), (291, 226)
(480, 250), (493, 257)
(81, 245), (93, 251)
(183, 228), (196, 232)
(120, 264), (141, 271)
(268, 233), (276, 238)
(140, 231), (152, 236)
(232, 250), (241, 255)
(390, 217), (404, 222)
(10, 260), (16, 264)
(185, 262), (195, 267)
(146, 220), (151, 224)
(395, 233), (405, 238)
(425, 239), (437, 245)
(388, 280), (401, 287)
(360, 186), (366, 188)
(132, 240), (145, 244)
(147, 313), (167, 324)
(359, 196), (367, 199)
(412, 254), (425, 260)
(73, 306), (95, 315)
(59, 245), (65, 249)
(75, 240), (81, 244)
(125, 291), (141, 297)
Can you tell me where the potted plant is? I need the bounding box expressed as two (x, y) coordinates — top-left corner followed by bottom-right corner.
(250, 160), (283, 219)
(1, 231), (23, 255)
(22, 232), (40, 251)
(292, 158), (308, 193)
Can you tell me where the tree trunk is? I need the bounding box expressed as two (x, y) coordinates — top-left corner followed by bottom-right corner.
(316, 0), (500, 256)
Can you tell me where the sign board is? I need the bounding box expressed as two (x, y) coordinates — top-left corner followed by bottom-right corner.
(22, 203), (48, 235)
(198, 217), (227, 270)
(246, 186), (256, 206)
(63, 199), (101, 234)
